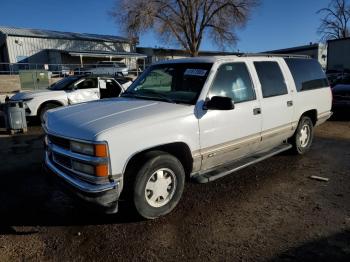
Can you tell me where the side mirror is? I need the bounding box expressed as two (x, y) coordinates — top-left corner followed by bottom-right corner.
(204, 96), (234, 110)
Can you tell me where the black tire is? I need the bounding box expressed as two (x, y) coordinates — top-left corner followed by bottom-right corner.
(39, 103), (60, 123)
(290, 116), (314, 155)
(132, 152), (185, 219)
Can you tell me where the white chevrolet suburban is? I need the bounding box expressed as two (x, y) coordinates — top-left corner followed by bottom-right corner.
(10, 76), (128, 122)
(43, 55), (332, 219)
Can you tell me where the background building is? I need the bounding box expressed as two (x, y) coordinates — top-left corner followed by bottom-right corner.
(0, 26), (145, 69)
(327, 38), (350, 72)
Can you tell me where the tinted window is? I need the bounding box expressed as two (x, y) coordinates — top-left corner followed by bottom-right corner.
(48, 77), (79, 90)
(209, 63), (255, 103)
(100, 79), (122, 98)
(285, 58), (329, 91)
(76, 78), (98, 89)
(340, 76), (350, 85)
(254, 62), (288, 98)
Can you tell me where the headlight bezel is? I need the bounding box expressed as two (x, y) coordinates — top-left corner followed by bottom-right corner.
(46, 133), (110, 177)
(70, 140), (109, 158)
(72, 160), (95, 175)
(69, 140), (110, 177)
(70, 141), (95, 156)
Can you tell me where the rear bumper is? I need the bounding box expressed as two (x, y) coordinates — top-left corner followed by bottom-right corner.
(44, 153), (120, 213)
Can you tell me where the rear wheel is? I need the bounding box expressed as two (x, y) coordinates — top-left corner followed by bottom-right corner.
(39, 103), (60, 123)
(132, 152), (185, 219)
(290, 116), (314, 155)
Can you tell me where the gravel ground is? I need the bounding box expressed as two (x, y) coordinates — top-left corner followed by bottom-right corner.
(0, 120), (349, 262)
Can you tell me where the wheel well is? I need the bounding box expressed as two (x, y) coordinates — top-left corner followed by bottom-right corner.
(37, 100), (63, 115)
(124, 142), (194, 178)
(301, 109), (317, 126)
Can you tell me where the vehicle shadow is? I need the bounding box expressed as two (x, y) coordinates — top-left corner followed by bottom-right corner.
(330, 110), (350, 121)
(0, 132), (143, 235)
(0, 127), (348, 236)
(0, 168), (143, 236)
(271, 230), (350, 261)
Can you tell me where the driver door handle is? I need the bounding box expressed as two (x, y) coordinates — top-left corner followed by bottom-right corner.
(253, 108), (261, 115)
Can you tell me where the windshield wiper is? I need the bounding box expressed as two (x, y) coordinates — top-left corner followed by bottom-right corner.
(122, 90), (176, 103)
(138, 90), (176, 103)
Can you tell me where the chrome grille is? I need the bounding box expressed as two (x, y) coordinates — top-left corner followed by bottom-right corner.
(48, 135), (70, 149)
(53, 152), (72, 169)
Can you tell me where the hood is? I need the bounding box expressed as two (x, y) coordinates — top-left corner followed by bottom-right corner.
(10, 90), (62, 100)
(46, 98), (192, 140)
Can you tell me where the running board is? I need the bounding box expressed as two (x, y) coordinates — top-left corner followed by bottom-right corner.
(192, 143), (292, 184)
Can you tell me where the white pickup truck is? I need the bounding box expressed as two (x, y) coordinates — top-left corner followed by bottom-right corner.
(10, 75), (129, 122)
(43, 55), (332, 219)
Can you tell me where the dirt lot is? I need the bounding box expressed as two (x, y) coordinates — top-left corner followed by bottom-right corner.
(0, 120), (349, 261)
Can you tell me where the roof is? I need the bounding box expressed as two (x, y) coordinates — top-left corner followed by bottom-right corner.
(46, 49), (146, 58)
(0, 26), (130, 43)
(67, 50), (146, 58)
(137, 47), (238, 56)
(266, 43), (321, 54)
(327, 37), (350, 43)
(154, 56), (220, 64)
(154, 53), (310, 65)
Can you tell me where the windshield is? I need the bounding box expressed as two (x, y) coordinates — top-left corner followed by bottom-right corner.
(123, 63), (213, 104)
(48, 77), (80, 90)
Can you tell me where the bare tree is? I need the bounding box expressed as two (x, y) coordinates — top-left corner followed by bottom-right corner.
(111, 0), (259, 56)
(317, 0), (350, 41)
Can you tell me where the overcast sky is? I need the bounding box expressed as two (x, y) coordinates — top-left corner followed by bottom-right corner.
(0, 0), (331, 52)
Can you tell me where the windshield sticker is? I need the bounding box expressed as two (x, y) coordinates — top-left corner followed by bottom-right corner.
(184, 69), (207, 76)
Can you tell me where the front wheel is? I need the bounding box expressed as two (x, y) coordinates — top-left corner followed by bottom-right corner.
(133, 152), (185, 219)
(290, 116), (314, 155)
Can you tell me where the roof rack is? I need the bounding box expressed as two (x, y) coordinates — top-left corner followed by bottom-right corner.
(236, 53), (311, 58)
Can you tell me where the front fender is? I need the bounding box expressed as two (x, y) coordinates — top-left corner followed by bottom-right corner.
(96, 114), (200, 177)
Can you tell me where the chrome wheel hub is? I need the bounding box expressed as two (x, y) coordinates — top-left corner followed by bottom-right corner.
(299, 124), (310, 147)
(145, 168), (176, 208)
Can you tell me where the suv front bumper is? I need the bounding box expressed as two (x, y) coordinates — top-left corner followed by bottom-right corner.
(44, 153), (120, 213)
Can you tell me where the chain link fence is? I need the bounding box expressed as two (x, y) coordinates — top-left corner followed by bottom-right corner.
(0, 62), (144, 77)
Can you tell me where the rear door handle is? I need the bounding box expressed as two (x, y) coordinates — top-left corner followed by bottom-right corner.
(287, 100), (293, 107)
(253, 108), (261, 115)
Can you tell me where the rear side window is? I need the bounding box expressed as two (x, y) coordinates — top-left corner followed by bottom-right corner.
(285, 58), (329, 91)
(209, 63), (255, 103)
(254, 62), (288, 98)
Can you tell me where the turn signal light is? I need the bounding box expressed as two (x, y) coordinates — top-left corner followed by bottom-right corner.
(95, 164), (109, 177)
(95, 144), (108, 157)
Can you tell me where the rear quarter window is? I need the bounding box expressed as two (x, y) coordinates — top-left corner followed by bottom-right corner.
(285, 58), (329, 92)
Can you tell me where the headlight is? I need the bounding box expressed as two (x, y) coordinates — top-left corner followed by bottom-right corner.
(70, 141), (108, 157)
(72, 160), (95, 175)
(72, 160), (109, 177)
(70, 141), (94, 156)
(70, 141), (109, 177)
